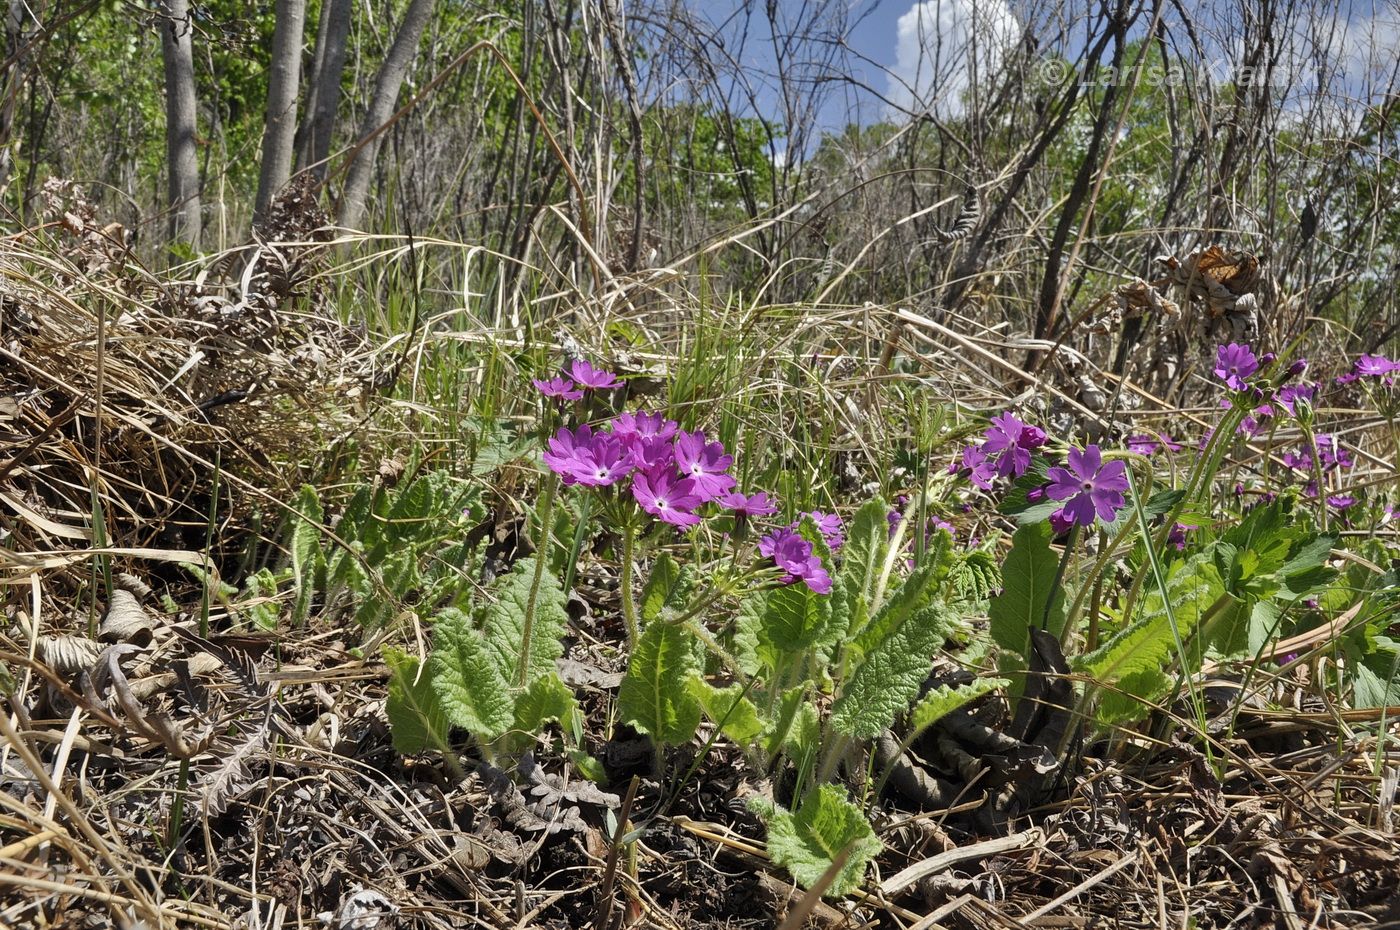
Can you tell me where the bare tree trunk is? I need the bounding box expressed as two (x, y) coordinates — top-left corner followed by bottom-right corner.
(337, 0), (437, 231)
(295, 0), (352, 179)
(254, 0), (307, 224)
(159, 0), (201, 248)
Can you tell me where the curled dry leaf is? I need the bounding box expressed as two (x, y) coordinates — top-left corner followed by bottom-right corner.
(99, 589), (154, 647)
(38, 634), (102, 674)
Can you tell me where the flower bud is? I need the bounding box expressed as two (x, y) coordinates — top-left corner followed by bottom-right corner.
(1259, 352), (1277, 366)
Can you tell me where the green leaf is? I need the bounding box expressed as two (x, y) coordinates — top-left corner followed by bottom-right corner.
(760, 784), (883, 897)
(838, 498), (889, 608)
(617, 622), (703, 747)
(831, 599), (957, 739)
(481, 557), (569, 688)
(387, 473), (437, 544)
(732, 591), (771, 676)
(429, 608), (514, 740)
(758, 582), (833, 657)
(384, 647), (450, 754)
(763, 682), (817, 760)
(686, 676), (764, 743)
(513, 672), (579, 733)
(289, 485), (325, 624)
(989, 522), (1066, 655)
(641, 552), (693, 622)
(1079, 552), (1229, 723)
(998, 459), (1058, 523)
(908, 678), (1010, 738)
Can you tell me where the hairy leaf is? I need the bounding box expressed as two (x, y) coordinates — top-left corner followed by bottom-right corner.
(289, 485), (325, 624)
(617, 622), (702, 747)
(831, 599), (956, 739)
(1080, 552), (1229, 723)
(758, 582), (833, 657)
(429, 608), (513, 740)
(686, 676), (764, 743)
(989, 522), (1066, 656)
(760, 784), (882, 897)
(385, 646), (450, 754)
(908, 677), (1009, 738)
(838, 498), (889, 610)
(513, 672), (579, 734)
(481, 557), (569, 688)
(642, 552), (693, 622)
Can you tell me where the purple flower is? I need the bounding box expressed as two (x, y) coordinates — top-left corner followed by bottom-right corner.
(720, 491), (778, 518)
(803, 510), (844, 551)
(1126, 434), (1159, 455)
(928, 516), (955, 537)
(957, 445), (998, 491)
(673, 431), (736, 502)
(1281, 450), (1312, 472)
(982, 412), (1046, 479)
(1355, 353), (1397, 377)
(1048, 510), (1076, 536)
(532, 375), (584, 401)
(1214, 343), (1259, 391)
(1167, 521), (1197, 551)
(1327, 494), (1357, 511)
(1282, 359), (1308, 382)
(1315, 434), (1353, 471)
(1275, 383), (1315, 417)
(887, 509), (903, 537)
(632, 467), (702, 526)
(612, 410), (678, 442)
(568, 359), (621, 390)
(571, 433), (633, 487)
(1044, 445), (1130, 528)
(542, 425), (597, 484)
(1238, 414), (1268, 438)
(759, 528), (832, 594)
(622, 435), (675, 472)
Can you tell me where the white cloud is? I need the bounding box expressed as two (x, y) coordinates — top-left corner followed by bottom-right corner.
(886, 0), (1020, 120)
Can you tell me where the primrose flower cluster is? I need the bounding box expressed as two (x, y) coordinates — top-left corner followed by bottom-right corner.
(534, 359), (840, 593)
(955, 411), (1129, 531)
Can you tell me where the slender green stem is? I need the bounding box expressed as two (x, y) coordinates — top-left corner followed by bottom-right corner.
(521, 473), (559, 689)
(168, 757), (190, 851)
(620, 520), (639, 647)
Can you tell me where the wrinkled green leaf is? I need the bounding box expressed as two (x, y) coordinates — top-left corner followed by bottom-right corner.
(513, 671), (579, 734)
(642, 552), (693, 622)
(384, 647), (450, 754)
(758, 784), (883, 897)
(686, 676), (764, 743)
(481, 557), (568, 688)
(429, 608), (514, 740)
(617, 623), (702, 747)
(908, 677), (1009, 738)
(831, 599), (956, 739)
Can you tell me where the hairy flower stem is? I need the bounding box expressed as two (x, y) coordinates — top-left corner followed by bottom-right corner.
(1298, 422), (1330, 532)
(620, 521), (640, 648)
(521, 473), (559, 689)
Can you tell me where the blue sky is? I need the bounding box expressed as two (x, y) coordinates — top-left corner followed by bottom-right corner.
(682, 0), (1400, 144)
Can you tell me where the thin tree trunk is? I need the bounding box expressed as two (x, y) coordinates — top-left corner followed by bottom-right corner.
(295, 0), (352, 179)
(159, 0), (201, 248)
(254, 0), (307, 224)
(337, 0), (437, 231)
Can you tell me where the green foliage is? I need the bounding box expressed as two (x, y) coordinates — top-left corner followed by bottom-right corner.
(641, 553), (693, 623)
(481, 557), (568, 687)
(617, 622), (704, 747)
(384, 647), (451, 754)
(908, 678), (1011, 739)
(832, 582), (954, 739)
(989, 522), (1065, 703)
(281, 470), (487, 630)
(753, 784), (883, 898)
(687, 677), (765, 743)
(429, 607), (515, 741)
(1079, 551), (1229, 724)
